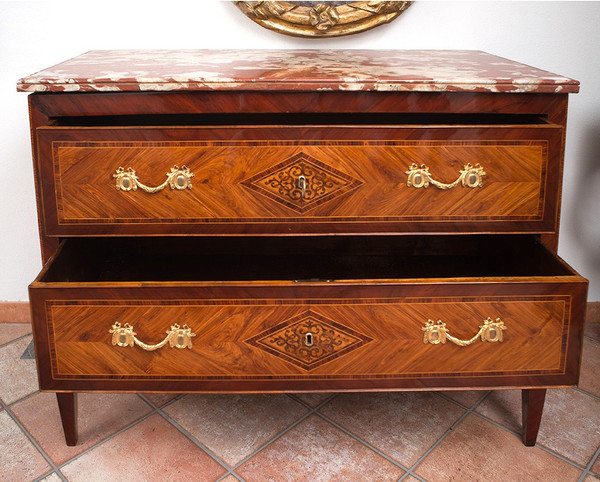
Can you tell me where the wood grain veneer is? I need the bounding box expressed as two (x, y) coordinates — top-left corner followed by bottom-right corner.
(29, 235), (587, 392)
(29, 280), (588, 394)
(28, 90), (571, 257)
(37, 126), (561, 236)
(43, 299), (571, 380)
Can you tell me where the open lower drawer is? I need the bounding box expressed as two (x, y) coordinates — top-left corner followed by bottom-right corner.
(29, 235), (587, 392)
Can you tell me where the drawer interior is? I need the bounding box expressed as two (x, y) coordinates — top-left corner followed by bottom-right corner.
(49, 112), (551, 127)
(40, 235), (574, 283)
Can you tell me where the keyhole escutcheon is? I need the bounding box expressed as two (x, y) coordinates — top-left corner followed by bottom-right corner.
(297, 175), (307, 199)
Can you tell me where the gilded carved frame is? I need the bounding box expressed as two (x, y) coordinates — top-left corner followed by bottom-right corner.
(235, 1), (413, 38)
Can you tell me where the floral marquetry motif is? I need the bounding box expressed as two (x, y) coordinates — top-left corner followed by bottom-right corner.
(241, 152), (363, 213)
(246, 311), (373, 370)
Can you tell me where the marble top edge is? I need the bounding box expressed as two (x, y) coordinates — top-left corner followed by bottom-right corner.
(17, 49), (579, 94)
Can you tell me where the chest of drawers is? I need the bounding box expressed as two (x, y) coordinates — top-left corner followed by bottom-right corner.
(18, 49), (587, 447)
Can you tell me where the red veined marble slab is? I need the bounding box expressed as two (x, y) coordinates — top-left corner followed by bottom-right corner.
(17, 49), (579, 93)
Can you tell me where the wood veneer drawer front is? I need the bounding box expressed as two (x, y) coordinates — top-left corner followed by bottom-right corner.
(29, 237), (587, 392)
(37, 126), (562, 235)
(37, 298), (574, 382)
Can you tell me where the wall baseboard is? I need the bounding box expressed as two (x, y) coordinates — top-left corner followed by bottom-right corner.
(1, 301), (599, 324)
(0, 302), (31, 323)
(587, 301), (600, 324)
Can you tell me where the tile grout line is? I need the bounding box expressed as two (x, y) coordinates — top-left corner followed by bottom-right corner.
(314, 410), (413, 475)
(577, 444), (600, 482)
(469, 404), (591, 472)
(439, 389), (600, 475)
(33, 469), (66, 482)
(148, 397), (239, 479)
(470, 409), (587, 471)
(227, 394), (339, 474)
(292, 393), (430, 476)
(286, 392), (336, 411)
(437, 390), (488, 410)
(398, 391), (496, 481)
(0, 331), (33, 350)
(140, 394), (247, 482)
(0, 396), (67, 481)
(469, 410), (521, 437)
(405, 391), (493, 478)
(52, 401), (161, 473)
(7, 389), (41, 408)
(149, 392), (375, 479)
(141, 393), (243, 479)
(8, 388), (598, 481)
(398, 472), (426, 482)
(319, 391), (502, 480)
(147, 393), (342, 480)
(573, 386), (600, 402)
(580, 474), (600, 482)
(216, 472), (244, 482)
(223, 394), (340, 474)
(155, 395), (321, 481)
(309, 391), (486, 480)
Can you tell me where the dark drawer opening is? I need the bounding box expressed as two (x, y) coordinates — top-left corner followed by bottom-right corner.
(40, 235), (574, 283)
(50, 112), (550, 127)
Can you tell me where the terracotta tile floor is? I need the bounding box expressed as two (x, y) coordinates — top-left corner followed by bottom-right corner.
(0, 319), (599, 482)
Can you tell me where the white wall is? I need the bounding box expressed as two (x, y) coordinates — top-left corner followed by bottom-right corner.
(1, 0), (599, 301)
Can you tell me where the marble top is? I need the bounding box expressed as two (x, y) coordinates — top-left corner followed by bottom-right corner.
(17, 49), (579, 94)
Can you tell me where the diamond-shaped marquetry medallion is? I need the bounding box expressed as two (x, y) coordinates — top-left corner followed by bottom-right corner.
(241, 152), (363, 213)
(245, 310), (373, 371)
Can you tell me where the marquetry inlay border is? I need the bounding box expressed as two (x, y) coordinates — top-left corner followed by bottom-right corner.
(43, 295), (572, 382)
(51, 139), (549, 225)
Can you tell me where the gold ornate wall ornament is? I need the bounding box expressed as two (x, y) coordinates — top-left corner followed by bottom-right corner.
(234, 1), (413, 38)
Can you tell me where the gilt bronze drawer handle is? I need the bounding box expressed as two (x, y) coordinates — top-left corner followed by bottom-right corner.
(422, 317), (506, 346)
(109, 322), (196, 351)
(406, 163), (486, 190)
(113, 165), (194, 193)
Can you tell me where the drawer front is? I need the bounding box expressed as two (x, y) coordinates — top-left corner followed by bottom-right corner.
(37, 126), (562, 235)
(30, 284), (586, 392)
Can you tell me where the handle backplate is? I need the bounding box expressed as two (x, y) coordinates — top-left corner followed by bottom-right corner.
(109, 322), (196, 351)
(113, 165), (194, 193)
(422, 317), (506, 346)
(406, 163), (486, 190)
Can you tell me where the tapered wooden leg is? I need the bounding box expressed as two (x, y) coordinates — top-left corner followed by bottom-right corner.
(522, 388), (546, 446)
(56, 392), (78, 446)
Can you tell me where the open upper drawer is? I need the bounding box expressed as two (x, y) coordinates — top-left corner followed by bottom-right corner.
(36, 119), (563, 236)
(29, 235), (587, 392)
